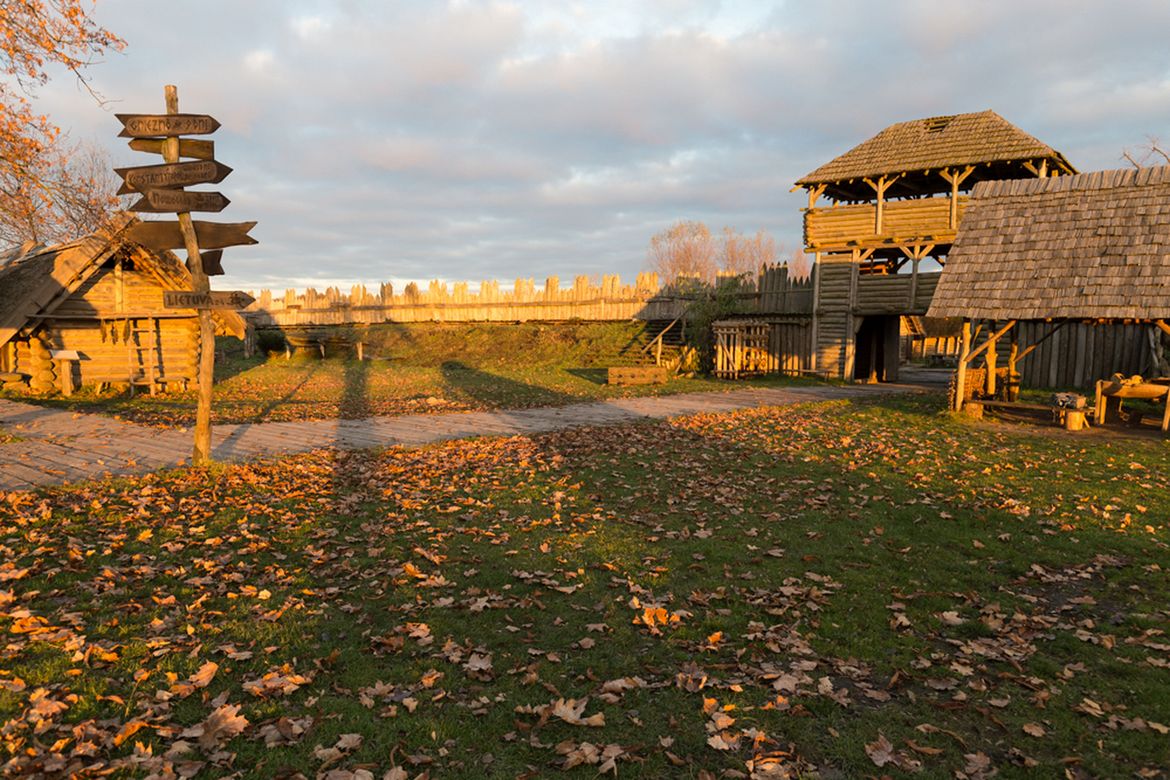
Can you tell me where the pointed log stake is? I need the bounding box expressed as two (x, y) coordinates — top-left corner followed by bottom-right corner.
(163, 85), (216, 466)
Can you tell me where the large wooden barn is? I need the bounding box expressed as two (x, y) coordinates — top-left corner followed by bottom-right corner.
(0, 217), (245, 395)
(928, 165), (1170, 408)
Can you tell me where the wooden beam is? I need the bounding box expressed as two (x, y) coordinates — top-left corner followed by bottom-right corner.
(807, 184), (827, 210)
(959, 320), (1017, 365)
(985, 320), (998, 397)
(954, 319), (971, 411)
(940, 166), (974, 228)
(864, 174), (901, 234)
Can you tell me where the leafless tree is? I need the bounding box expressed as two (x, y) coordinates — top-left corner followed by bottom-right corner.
(787, 248), (811, 281)
(0, 140), (120, 246)
(647, 220), (718, 285)
(719, 227), (776, 279)
(1121, 136), (1170, 169)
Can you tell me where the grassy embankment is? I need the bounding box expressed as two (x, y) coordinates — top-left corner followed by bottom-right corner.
(1, 321), (821, 427)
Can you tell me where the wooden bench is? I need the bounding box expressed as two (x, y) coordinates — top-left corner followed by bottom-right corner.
(49, 349), (81, 397)
(607, 366), (668, 386)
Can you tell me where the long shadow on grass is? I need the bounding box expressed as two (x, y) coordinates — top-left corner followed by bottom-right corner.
(439, 360), (579, 410)
(211, 361), (324, 459)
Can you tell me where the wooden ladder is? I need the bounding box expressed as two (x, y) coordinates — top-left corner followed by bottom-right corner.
(127, 317), (161, 395)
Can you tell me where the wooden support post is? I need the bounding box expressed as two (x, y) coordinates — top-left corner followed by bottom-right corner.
(864, 175), (900, 234)
(164, 85), (215, 465)
(940, 166), (974, 229)
(954, 319), (971, 411)
(1007, 326), (1019, 401)
(985, 320), (998, 398)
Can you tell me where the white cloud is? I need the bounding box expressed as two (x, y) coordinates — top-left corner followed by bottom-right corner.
(22, 0), (1170, 290)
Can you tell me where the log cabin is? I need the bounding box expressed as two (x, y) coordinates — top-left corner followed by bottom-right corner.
(0, 217), (245, 396)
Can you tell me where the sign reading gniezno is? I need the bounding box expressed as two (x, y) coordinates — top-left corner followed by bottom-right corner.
(116, 113), (220, 137)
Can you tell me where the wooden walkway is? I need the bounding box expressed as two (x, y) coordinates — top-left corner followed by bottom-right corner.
(0, 384), (920, 491)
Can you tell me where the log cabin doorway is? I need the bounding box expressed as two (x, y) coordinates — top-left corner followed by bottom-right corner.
(853, 315), (900, 382)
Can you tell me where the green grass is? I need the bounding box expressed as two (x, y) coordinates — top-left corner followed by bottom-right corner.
(1, 393), (1168, 778)
(0, 321), (822, 427)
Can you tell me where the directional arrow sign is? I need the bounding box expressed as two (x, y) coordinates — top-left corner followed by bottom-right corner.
(126, 220), (257, 250)
(115, 160), (232, 195)
(116, 113), (220, 138)
(200, 250), (225, 276)
(164, 290), (256, 310)
(129, 189), (230, 213)
(128, 137), (215, 161)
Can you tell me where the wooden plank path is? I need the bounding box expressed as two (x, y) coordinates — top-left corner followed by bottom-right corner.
(0, 384), (922, 491)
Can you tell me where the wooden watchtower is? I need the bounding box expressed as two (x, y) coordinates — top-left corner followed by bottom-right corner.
(794, 110), (1076, 381)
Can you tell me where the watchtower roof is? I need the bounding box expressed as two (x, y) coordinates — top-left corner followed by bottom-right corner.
(797, 110), (1075, 197)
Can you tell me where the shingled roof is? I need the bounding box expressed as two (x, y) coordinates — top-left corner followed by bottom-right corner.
(927, 166), (1170, 321)
(797, 110), (1074, 189)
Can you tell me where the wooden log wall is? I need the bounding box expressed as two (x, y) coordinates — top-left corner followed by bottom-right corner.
(246, 273), (664, 327)
(45, 319), (198, 386)
(812, 255), (854, 377)
(805, 195), (967, 251)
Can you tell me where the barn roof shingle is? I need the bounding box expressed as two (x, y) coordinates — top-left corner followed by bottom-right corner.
(926, 166), (1170, 321)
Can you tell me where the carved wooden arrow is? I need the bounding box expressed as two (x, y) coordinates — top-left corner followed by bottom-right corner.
(116, 113), (220, 137)
(128, 137), (215, 161)
(115, 160), (232, 195)
(129, 189), (230, 214)
(126, 220), (257, 250)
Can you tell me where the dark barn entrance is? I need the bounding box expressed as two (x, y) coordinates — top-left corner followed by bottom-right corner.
(853, 315), (900, 382)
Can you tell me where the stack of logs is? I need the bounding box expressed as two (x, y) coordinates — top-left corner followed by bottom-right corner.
(23, 336), (56, 393)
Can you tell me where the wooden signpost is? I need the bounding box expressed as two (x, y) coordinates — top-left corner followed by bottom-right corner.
(119, 86), (257, 465)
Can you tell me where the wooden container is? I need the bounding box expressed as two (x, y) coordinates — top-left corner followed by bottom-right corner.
(1063, 410), (1086, 431)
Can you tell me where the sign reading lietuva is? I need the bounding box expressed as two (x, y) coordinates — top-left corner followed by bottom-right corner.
(117, 86), (258, 466)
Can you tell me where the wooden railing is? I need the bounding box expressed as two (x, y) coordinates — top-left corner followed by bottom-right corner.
(804, 195), (968, 251)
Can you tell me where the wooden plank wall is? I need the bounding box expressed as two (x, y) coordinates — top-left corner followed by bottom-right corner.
(997, 322), (1153, 390)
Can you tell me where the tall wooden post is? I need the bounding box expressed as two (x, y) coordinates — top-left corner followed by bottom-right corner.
(164, 85), (215, 465)
(954, 319), (971, 411)
(984, 320), (997, 398)
(1007, 326), (1019, 401)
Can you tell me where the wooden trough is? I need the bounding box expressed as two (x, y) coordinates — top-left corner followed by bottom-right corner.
(1095, 374), (1170, 431)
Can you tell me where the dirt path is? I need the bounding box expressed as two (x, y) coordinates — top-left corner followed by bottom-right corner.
(0, 384), (924, 490)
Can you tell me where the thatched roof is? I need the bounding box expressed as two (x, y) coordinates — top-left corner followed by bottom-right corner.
(0, 215), (246, 347)
(797, 111), (1075, 201)
(927, 166), (1170, 321)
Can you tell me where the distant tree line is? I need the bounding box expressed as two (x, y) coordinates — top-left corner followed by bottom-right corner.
(646, 220), (808, 287)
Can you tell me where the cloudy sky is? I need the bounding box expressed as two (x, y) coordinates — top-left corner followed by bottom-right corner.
(33, 0), (1170, 292)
